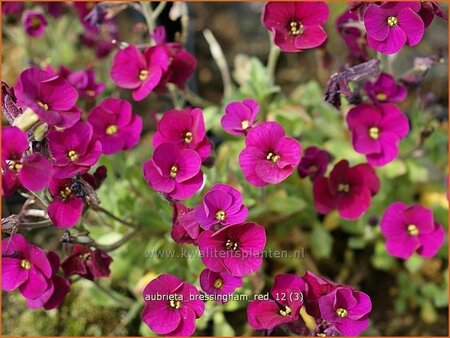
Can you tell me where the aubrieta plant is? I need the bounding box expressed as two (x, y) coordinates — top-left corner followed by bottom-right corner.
(1, 1), (448, 337)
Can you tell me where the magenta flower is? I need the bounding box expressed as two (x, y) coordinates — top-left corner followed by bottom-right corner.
(48, 121), (102, 179)
(153, 107), (211, 161)
(87, 98), (143, 155)
(2, 234), (52, 300)
(65, 68), (105, 99)
(239, 121), (301, 187)
(110, 45), (169, 101)
(364, 72), (407, 104)
(198, 222), (266, 277)
(15, 67), (80, 128)
(195, 184), (248, 230)
(380, 202), (445, 259)
(26, 252), (70, 310)
(171, 202), (202, 245)
(143, 143), (204, 200)
(61, 245), (113, 280)
(297, 146), (330, 180)
(346, 103), (410, 167)
(80, 20), (119, 58)
(141, 273), (205, 336)
(262, 2), (329, 52)
(199, 269), (243, 303)
(319, 286), (372, 336)
(47, 178), (84, 228)
(247, 274), (306, 330)
(302, 271), (337, 320)
(336, 10), (368, 62)
(2, 126), (52, 196)
(2, 2), (24, 15)
(364, 3), (424, 54)
(221, 98), (259, 136)
(22, 10), (47, 37)
(313, 160), (380, 220)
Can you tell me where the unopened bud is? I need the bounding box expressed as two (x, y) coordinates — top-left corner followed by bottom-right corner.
(33, 123), (48, 141)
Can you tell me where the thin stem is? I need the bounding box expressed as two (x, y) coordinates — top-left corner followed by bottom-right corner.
(151, 2), (167, 21)
(267, 38), (281, 86)
(92, 280), (134, 307)
(95, 229), (139, 252)
(93, 206), (137, 228)
(140, 1), (155, 43)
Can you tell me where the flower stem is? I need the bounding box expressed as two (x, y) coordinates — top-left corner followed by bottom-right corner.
(93, 205), (137, 228)
(267, 38), (281, 86)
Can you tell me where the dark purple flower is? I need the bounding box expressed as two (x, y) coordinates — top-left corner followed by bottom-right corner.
(199, 268), (243, 303)
(61, 245), (113, 280)
(247, 274), (306, 330)
(336, 10), (368, 62)
(262, 2), (329, 52)
(221, 98), (259, 136)
(364, 3), (424, 54)
(47, 177), (84, 228)
(41, 2), (65, 18)
(110, 45), (169, 101)
(380, 202), (445, 259)
(143, 143), (204, 200)
(2, 2), (24, 15)
(2, 126), (52, 196)
(364, 72), (407, 103)
(346, 103), (410, 166)
(302, 271), (337, 320)
(22, 10), (47, 37)
(15, 67), (80, 128)
(198, 222), (266, 277)
(418, 1), (448, 28)
(313, 160), (380, 220)
(171, 202), (202, 245)
(297, 146), (330, 180)
(319, 286), (372, 336)
(195, 184), (248, 230)
(48, 121), (102, 179)
(79, 20), (119, 58)
(239, 121), (301, 187)
(141, 274), (205, 336)
(87, 98), (142, 155)
(2, 234), (52, 300)
(153, 107), (211, 162)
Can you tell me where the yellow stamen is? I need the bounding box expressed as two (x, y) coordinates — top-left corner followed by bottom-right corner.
(184, 131), (193, 144)
(336, 307), (348, 318)
(387, 16), (398, 27)
(139, 69), (148, 81)
(215, 210), (226, 221)
(375, 92), (388, 101)
(266, 152), (280, 163)
(214, 279), (224, 289)
(407, 224), (419, 236)
(241, 120), (250, 130)
(225, 239), (239, 251)
(21, 259), (31, 270)
(289, 21), (304, 36)
(59, 186), (72, 200)
(37, 101), (49, 110)
(67, 150), (79, 161)
(279, 305), (292, 316)
(338, 183), (350, 193)
(169, 299), (181, 309)
(369, 127), (380, 140)
(106, 125), (118, 135)
(170, 165), (178, 178)
(7, 160), (23, 172)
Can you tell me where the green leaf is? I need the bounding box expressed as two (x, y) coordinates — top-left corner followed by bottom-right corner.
(213, 312), (235, 336)
(309, 224), (333, 259)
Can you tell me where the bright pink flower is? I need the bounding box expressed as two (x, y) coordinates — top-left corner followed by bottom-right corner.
(2, 234), (52, 300)
(171, 202), (202, 245)
(380, 202), (445, 259)
(110, 45), (169, 101)
(87, 98), (142, 155)
(346, 103), (410, 166)
(143, 143), (204, 200)
(297, 146), (330, 180)
(47, 177), (84, 228)
(199, 269), (243, 303)
(195, 184), (248, 230)
(61, 245), (113, 280)
(313, 160), (380, 220)
(364, 72), (407, 104)
(239, 121), (301, 187)
(48, 121), (102, 179)
(153, 107), (211, 161)
(221, 98), (259, 136)
(364, 3), (424, 54)
(1, 126), (52, 196)
(22, 10), (47, 37)
(262, 2), (329, 52)
(198, 222), (266, 277)
(15, 67), (80, 128)
(141, 273), (205, 336)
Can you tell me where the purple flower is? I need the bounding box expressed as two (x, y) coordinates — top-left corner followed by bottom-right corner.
(195, 184), (248, 230)
(198, 222), (266, 277)
(87, 98), (143, 155)
(221, 98), (259, 136)
(171, 202), (202, 245)
(380, 202), (445, 259)
(1, 126), (52, 196)
(239, 121), (301, 187)
(247, 274), (306, 330)
(2, 234), (52, 300)
(26, 251), (70, 310)
(319, 286), (372, 336)
(141, 273), (205, 336)
(143, 143), (204, 200)
(47, 177), (84, 228)
(61, 245), (113, 280)
(364, 72), (407, 104)
(418, 1), (448, 28)
(22, 10), (47, 37)
(199, 269), (243, 303)
(2, 2), (24, 15)
(153, 107), (211, 162)
(336, 10), (368, 62)
(48, 121), (102, 179)
(15, 67), (80, 128)
(297, 146), (330, 180)
(110, 45), (169, 101)
(313, 160), (380, 220)
(364, 3), (424, 54)
(346, 103), (410, 166)
(79, 20), (119, 58)
(302, 271), (337, 320)
(262, 2), (329, 52)
(65, 68), (105, 99)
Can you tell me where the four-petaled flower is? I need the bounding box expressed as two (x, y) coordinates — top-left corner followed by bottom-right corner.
(22, 10), (47, 37)
(297, 146), (330, 181)
(199, 268), (243, 303)
(61, 245), (113, 280)
(364, 72), (407, 104)
(221, 98), (259, 136)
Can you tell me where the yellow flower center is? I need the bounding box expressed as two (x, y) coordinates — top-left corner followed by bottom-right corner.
(289, 21), (304, 36)
(215, 210), (226, 221)
(169, 165), (178, 178)
(184, 131), (193, 144)
(279, 305), (292, 316)
(7, 160), (23, 172)
(59, 186), (72, 200)
(338, 183), (350, 193)
(106, 125), (118, 135)
(369, 127), (380, 140)
(266, 152), (280, 163)
(21, 259), (31, 270)
(316, 334), (327, 337)
(241, 120), (250, 130)
(31, 17), (41, 29)
(214, 278), (224, 289)
(387, 16), (398, 27)
(407, 224), (419, 236)
(169, 299), (181, 309)
(67, 150), (79, 161)
(376, 92), (388, 101)
(139, 69), (148, 81)
(81, 253), (91, 261)
(225, 239), (239, 251)
(37, 101), (49, 110)
(336, 307), (348, 318)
